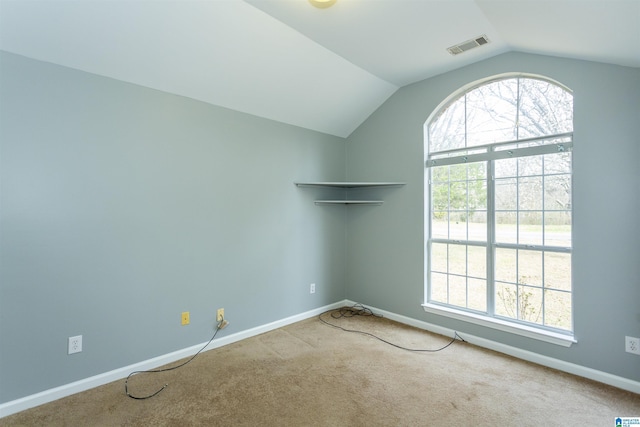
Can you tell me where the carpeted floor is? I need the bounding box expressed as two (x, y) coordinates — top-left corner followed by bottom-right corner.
(1, 308), (639, 426)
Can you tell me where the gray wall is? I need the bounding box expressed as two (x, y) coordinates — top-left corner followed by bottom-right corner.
(2, 49), (639, 405)
(345, 52), (640, 381)
(0, 52), (346, 403)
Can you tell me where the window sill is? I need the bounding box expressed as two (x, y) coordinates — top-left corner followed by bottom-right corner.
(422, 303), (576, 347)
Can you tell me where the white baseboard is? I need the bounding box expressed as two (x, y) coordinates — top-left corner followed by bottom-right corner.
(344, 300), (640, 395)
(2, 299), (637, 418)
(0, 301), (346, 418)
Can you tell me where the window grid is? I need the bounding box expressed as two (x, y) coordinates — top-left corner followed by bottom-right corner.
(429, 154), (572, 332)
(426, 76), (573, 334)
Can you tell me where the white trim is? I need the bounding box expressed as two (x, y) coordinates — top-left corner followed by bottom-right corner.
(3, 300), (638, 418)
(0, 301), (346, 418)
(343, 300), (638, 395)
(422, 303), (576, 347)
(427, 139), (572, 167)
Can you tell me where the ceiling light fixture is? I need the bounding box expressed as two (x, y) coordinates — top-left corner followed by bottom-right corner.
(309, 0), (337, 9)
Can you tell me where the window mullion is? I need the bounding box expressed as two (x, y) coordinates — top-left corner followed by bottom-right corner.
(516, 77), (521, 140)
(487, 158), (496, 316)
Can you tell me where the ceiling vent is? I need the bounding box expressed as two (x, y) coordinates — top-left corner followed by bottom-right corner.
(447, 35), (490, 55)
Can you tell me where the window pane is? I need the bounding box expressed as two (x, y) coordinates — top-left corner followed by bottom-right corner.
(468, 246), (486, 279)
(450, 181), (467, 210)
(448, 244), (466, 275)
(495, 158), (517, 178)
(544, 252), (571, 291)
(495, 282), (517, 318)
(428, 97), (466, 153)
(431, 243), (448, 273)
(496, 283), (543, 324)
(468, 278), (487, 311)
(518, 212), (542, 245)
(449, 163), (468, 180)
(468, 162), (487, 179)
(518, 78), (573, 138)
(495, 178), (517, 210)
(430, 273), (448, 303)
(466, 80), (518, 146)
(518, 155), (542, 177)
(518, 250), (542, 287)
(468, 213), (486, 242)
(449, 275), (467, 308)
(449, 216), (467, 240)
(544, 175), (571, 211)
(430, 162), (488, 243)
(432, 182), (449, 209)
(431, 165), (450, 182)
(544, 214), (571, 247)
(431, 213), (448, 239)
(544, 152), (571, 175)
(495, 248), (517, 283)
(469, 178), (487, 211)
(495, 212), (517, 244)
(519, 177), (543, 210)
(544, 290), (572, 330)
(519, 285), (543, 324)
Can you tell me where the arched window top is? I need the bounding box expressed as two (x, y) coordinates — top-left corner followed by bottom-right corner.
(427, 75), (573, 155)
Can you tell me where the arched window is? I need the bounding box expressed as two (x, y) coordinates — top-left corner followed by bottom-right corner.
(424, 75), (573, 342)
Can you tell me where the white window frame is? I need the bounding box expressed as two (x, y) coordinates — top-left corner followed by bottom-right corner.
(423, 75), (575, 347)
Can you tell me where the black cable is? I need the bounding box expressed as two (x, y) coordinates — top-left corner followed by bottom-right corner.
(319, 303), (466, 352)
(125, 318), (227, 400)
(328, 304), (382, 320)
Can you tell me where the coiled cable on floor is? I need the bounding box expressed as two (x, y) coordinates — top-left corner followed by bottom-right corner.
(319, 303), (466, 352)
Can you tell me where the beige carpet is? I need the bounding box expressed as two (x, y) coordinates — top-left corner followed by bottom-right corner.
(2, 308), (639, 426)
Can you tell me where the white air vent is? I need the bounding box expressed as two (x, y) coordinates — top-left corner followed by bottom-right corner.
(447, 35), (490, 55)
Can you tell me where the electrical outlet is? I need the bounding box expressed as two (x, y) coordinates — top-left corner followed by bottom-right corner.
(625, 336), (640, 355)
(217, 308), (224, 322)
(310, 283), (316, 294)
(68, 335), (82, 354)
(181, 311), (190, 326)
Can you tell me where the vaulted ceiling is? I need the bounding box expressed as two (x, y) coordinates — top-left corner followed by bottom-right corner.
(1, 0), (638, 137)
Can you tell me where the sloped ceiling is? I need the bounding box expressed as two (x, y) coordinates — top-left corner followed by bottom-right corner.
(1, 0), (639, 137)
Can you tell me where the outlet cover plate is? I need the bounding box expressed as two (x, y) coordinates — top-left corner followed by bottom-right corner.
(68, 335), (82, 354)
(625, 336), (640, 355)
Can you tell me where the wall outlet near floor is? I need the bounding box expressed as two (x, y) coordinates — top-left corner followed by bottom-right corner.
(625, 336), (640, 355)
(310, 283), (316, 294)
(68, 335), (82, 354)
(217, 308), (225, 322)
(181, 311), (190, 326)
